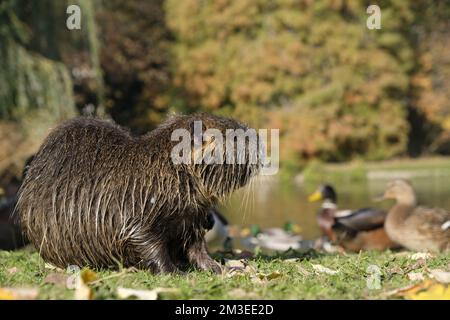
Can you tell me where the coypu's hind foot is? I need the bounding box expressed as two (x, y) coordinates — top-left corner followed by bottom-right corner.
(136, 242), (179, 273)
(187, 240), (222, 274)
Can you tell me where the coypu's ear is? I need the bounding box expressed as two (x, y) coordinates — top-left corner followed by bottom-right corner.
(192, 134), (218, 164)
(188, 119), (224, 165)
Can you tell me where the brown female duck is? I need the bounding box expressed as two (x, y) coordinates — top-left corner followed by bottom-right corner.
(380, 179), (450, 253)
(309, 184), (397, 252)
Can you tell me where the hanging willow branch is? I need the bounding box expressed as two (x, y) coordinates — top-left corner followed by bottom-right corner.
(0, 40), (75, 121)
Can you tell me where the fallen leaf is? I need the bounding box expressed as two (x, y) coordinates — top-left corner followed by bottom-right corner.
(406, 259), (427, 271)
(74, 279), (92, 300)
(44, 273), (69, 286)
(0, 288), (38, 300)
(383, 280), (431, 297)
(73, 269), (98, 300)
(297, 265), (311, 277)
(7, 267), (17, 274)
(410, 252), (433, 260)
(311, 264), (338, 275)
(430, 269), (450, 284)
(405, 282), (450, 300)
(225, 259), (246, 269)
(228, 288), (258, 299)
(228, 288), (247, 298)
(393, 252), (410, 258)
(116, 287), (179, 300)
(387, 266), (403, 276)
(266, 271), (282, 280)
(254, 271), (282, 281)
(407, 272), (425, 282)
(80, 269), (98, 283)
(283, 258), (299, 263)
(44, 263), (62, 271)
(225, 259), (257, 278)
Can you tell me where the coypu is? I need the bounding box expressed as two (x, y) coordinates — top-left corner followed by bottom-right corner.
(16, 114), (261, 273)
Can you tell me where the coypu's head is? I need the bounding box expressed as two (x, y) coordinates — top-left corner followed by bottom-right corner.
(147, 113), (263, 202)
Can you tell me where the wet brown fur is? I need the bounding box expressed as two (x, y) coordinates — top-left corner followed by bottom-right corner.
(16, 114), (259, 273)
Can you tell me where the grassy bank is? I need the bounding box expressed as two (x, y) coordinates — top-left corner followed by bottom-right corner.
(300, 156), (450, 186)
(1, 249), (448, 300)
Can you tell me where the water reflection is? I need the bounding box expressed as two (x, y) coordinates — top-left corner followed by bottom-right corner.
(221, 175), (450, 240)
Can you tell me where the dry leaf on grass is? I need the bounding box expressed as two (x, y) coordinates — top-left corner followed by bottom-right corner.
(228, 288), (258, 299)
(311, 264), (338, 275)
(73, 269), (98, 300)
(7, 267), (18, 274)
(44, 273), (69, 286)
(74, 279), (91, 300)
(385, 279), (450, 300)
(250, 271), (282, 284)
(225, 259), (246, 268)
(383, 281), (429, 297)
(228, 288), (247, 298)
(297, 265), (312, 277)
(410, 252), (433, 260)
(407, 272), (425, 282)
(44, 263), (64, 271)
(430, 269), (450, 284)
(255, 271), (282, 281)
(225, 259), (257, 278)
(117, 287), (179, 300)
(0, 288), (38, 300)
(80, 269), (98, 283)
(405, 282), (450, 300)
(387, 266), (403, 276)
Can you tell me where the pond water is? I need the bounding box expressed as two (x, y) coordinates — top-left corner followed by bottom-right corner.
(220, 174), (450, 240)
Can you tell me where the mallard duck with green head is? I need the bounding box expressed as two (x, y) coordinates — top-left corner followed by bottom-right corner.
(308, 184), (398, 252)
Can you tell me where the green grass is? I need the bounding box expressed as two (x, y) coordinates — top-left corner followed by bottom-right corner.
(301, 156), (450, 186)
(1, 248), (448, 299)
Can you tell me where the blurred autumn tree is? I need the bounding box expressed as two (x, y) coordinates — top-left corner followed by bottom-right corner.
(165, 0), (450, 169)
(0, 0), (100, 174)
(97, 0), (173, 133)
(14, 0), (104, 116)
(408, 1), (450, 156)
(1, 0), (450, 176)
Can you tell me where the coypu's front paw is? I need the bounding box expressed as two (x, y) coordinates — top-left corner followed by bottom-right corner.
(197, 256), (223, 274)
(187, 241), (223, 274)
